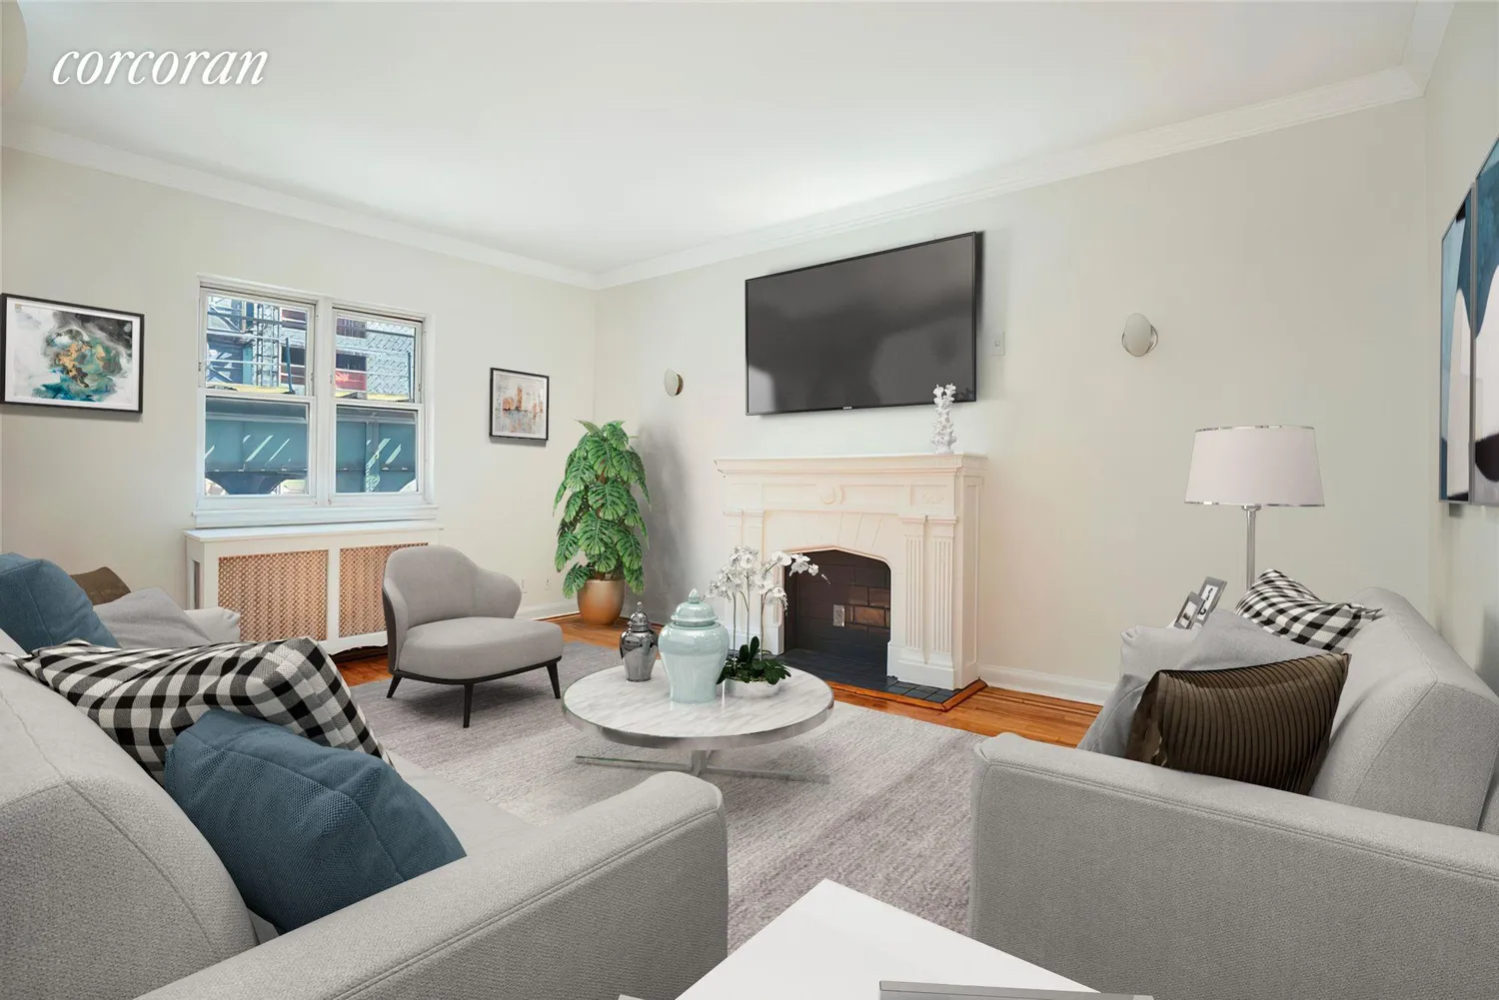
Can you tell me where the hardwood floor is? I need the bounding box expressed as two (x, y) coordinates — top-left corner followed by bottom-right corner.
(340, 614), (1099, 746)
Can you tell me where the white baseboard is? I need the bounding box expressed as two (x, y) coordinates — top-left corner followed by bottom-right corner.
(978, 665), (1113, 706)
(524, 599), (580, 621)
(323, 631), (384, 655)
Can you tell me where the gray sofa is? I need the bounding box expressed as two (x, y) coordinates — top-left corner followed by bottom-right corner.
(0, 661), (729, 1000)
(970, 588), (1499, 1000)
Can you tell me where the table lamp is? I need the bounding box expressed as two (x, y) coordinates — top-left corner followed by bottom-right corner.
(1185, 425), (1324, 589)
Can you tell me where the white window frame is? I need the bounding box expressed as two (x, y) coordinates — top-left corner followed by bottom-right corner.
(194, 276), (437, 528)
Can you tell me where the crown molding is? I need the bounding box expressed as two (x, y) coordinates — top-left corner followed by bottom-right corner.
(0, 122), (599, 289)
(596, 66), (1421, 288)
(1400, 1), (1456, 93)
(3, 54), (1431, 294)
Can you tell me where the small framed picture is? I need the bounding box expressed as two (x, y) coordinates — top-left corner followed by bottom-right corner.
(2, 294), (145, 413)
(489, 367), (549, 441)
(1195, 576), (1227, 624)
(1173, 592), (1203, 630)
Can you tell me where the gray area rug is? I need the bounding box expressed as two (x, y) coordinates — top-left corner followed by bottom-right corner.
(351, 642), (982, 947)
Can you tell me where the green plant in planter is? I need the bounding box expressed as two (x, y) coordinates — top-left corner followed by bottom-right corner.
(719, 636), (792, 685)
(553, 420), (648, 597)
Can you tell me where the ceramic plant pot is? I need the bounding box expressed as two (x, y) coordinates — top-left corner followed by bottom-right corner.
(725, 677), (784, 699)
(577, 578), (626, 626)
(658, 589), (729, 704)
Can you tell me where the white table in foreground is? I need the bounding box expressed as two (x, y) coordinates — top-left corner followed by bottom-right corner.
(561, 664), (834, 782)
(678, 880), (1093, 999)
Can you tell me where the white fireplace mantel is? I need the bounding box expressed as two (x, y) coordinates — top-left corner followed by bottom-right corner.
(714, 453), (986, 691)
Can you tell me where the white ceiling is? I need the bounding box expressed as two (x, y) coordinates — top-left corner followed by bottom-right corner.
(4, 2), (1434, 283)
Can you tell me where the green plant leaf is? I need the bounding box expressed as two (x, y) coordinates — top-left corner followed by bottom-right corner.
(578, 420), (601, 436)
(591, 549), (620, 575)
(589, 480), (632, 520)
(563, 488), (586, 522)
(583, 435), (610, 477)
(602, 421), (629, 451)
(562, 561), (593, 598)
(625, 449), (650, 502)
(613, 526), (643, 571)
(575, 514), (608, 558)
(554, 530), (578, 571)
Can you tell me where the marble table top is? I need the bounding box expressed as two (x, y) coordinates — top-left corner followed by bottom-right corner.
(561, 665), (834, 750)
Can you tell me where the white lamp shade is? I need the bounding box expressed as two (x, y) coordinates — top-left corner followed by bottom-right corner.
(1185, 426), (1324, 507)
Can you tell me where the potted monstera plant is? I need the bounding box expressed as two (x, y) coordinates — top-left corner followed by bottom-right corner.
(554, 420), (649, 625)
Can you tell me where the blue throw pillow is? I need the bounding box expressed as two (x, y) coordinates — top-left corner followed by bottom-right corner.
(0, 553), (117, 651)
(164, 710), (464, 932)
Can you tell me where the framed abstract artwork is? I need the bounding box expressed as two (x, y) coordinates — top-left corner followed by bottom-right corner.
(489, 367), (549, 441)
(1441, 190), (1474, 502)
(1474, 140), (1499, 503)
(2, 294), (144, 413)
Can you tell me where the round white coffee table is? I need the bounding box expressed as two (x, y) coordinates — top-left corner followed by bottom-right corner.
(561, 665), (835, 783)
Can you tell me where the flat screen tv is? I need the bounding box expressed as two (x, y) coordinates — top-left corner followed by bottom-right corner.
(745, 233), (980, 416)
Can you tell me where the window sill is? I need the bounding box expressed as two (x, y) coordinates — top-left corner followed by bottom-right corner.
(192, 503), (440, 530)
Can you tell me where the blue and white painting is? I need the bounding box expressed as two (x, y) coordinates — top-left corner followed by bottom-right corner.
(2, 296), (143, 413)
(1475, 141), (1499, 503)
(1442, 191), (1473, 501)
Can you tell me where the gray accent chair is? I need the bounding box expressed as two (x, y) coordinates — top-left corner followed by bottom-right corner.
(970, 588), (1499, 1000)
(383, 545), (565, 727)
(0, 660), (729, 1000)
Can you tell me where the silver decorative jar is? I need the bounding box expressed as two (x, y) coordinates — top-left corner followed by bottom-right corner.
(657, 589), (729, 704)
(618, 601), (659, 682)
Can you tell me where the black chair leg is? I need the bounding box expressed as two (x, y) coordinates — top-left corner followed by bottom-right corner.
(547, 661), (561, 699)
(386, 675), (401, 698)
(462, 683), (474, 729)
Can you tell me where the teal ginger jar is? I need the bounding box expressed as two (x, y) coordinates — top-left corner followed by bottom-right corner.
(658, 589), (729, 704)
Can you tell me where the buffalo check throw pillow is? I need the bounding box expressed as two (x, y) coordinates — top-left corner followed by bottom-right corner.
(17, 637), (386, 778)
(1233, 569), (1378, 652)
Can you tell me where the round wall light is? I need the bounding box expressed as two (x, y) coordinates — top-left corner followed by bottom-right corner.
(1121, 313), (1158, 357)
(663, 369), (684, 397)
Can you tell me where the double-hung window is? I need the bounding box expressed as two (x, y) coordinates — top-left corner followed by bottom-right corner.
(197, 280), (432, 526)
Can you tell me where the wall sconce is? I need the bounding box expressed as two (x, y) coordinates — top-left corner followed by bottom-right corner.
(1122, 313), (1157, 357)
(663, 369), (683, 396)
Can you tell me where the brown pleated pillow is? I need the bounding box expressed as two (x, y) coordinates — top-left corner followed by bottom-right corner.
(1125, 652), (1349, 794)
(70, 567), (131, 606)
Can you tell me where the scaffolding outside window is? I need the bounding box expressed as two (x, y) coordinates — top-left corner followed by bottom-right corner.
(198, 282), (429, 521)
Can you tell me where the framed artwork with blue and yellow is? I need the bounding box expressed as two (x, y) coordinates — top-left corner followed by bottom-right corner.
(2, 294), (144, 413)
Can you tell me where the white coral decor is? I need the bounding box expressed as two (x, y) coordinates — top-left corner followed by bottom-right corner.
(932, 383), (957, 455)
(704, 546), (820, 655)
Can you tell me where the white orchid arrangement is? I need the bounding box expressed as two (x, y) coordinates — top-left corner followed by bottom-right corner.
(705, 546), (823, 683)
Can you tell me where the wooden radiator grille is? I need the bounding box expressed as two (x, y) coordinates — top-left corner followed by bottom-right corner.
(218, 550), (330, 643)
(339, 543), (427, 637)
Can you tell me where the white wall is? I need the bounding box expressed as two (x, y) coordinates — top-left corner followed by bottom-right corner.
(1428, 2), (1499, 689)
(0, 149), (595, 610)
(595, 101), (1429, 691)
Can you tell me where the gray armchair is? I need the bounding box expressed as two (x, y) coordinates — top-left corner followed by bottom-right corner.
(383, 545), (564, 727)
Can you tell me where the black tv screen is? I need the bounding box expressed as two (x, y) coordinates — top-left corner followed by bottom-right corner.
(745, 233), (979, 416)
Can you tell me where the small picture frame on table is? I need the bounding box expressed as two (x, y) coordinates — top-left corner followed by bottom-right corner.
(1194, 576), (1227, 625)
(1173, 592), (1203, 630)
